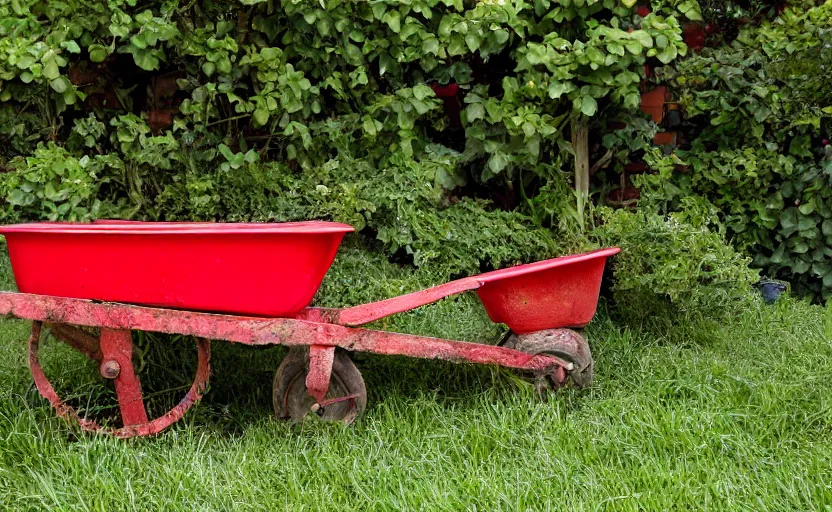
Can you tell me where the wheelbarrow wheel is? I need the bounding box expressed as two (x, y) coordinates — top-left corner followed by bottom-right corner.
(505, 329), (594, 390)
(273, 347), (366, 424)
(28, 321), (211, 438)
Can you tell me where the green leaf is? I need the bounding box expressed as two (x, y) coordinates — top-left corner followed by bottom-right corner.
(8, 189), (33, 206)
(466, 103), (485, 122)
(132, 49), (160, 71)
(580, 95), (598, 117)
(89, 45), (109, 63)
(379, 53), (396, 76)
(548, 82), (573, 99)
(344, 43), (363, 64)
(448, 35), (466, 55)
(822, 219), (832, 236)
(487, 152), (509, 175)
(465, 34), (480, 53)
(252, 108), (269, 127)
(362, 117), (379, 136)
(439, 15), (455, 38)
(656, 45), (677, 64)
(587, 47), (605, 64)
(382, 11), (401, 33)
(607, 43), (625, 56)
(422, 38), (440, 56)
(412, 84), (432, 101)
(546, 81), (567, 99)
(217, 58), (231, 75)
(411, 98), (432, 115)
(218, 144), (235, 161)
(244, 150), (259, 163)
(625, 41), (643, 54)
(49, 77), (68, 94)
(42, 58), (60, 80)
(493, 30), (509, 45)
(15, 55), (35, 69)
(630, 31), (653, 48)
(798, 217), (816, 231)
(780, 208), (797, 230)
(130, 34), (147, 50)
(770, 243), (786, 264)
(372, 3), (386, 20)
(678, 0), (703, 20)
(799, 202), (815, 215)
(61, 40), (81, 53)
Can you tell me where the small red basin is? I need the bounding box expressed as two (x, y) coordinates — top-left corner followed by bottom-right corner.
(476, 248), (620, 333)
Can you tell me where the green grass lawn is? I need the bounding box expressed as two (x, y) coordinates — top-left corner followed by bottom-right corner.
(1, 243), (831, 510)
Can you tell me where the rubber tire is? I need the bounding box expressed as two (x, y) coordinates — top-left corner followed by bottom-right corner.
(273, 347), (367, 424)
(505, 329), (594, 389)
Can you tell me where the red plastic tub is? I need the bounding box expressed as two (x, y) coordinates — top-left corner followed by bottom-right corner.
(0, 221), (353, 317)
(476, 248), (620, 333)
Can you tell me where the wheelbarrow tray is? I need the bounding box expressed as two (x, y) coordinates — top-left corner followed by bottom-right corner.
(0, 221), (353, 317)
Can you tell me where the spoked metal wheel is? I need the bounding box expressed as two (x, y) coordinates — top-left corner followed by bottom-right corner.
(504, 328), (594, 391)
(29, 322), (211, 438)
(273, 347), (366, 424)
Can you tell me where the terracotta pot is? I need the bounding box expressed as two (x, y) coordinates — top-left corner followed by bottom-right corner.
(430, 82), (459, 98)
(607, 185), (640, 207)
(624, 162), (649, 173)
(640, 86), (666, 123)
(683, 23), (706, 51)
(430, 82), (461, 127)
(653, 131), (677, 146)
(148, 108), (178, 133)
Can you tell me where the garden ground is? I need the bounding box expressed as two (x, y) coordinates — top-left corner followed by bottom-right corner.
(0, 245), (831, 510)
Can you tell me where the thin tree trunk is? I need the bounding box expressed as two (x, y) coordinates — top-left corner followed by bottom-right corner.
(571, 116), (589, 226)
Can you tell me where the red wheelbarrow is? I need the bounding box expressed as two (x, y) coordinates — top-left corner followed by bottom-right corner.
(0, 221), (619, 438)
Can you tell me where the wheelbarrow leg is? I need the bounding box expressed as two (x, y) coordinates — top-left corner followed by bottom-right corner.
(99, 329), (149, 426)
(305, 345), (335, 405)
(274, 346), (366, 423)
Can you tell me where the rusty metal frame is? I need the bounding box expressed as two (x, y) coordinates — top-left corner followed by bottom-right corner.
(0, 292), (571, 373)
(3, 291), (571, 437)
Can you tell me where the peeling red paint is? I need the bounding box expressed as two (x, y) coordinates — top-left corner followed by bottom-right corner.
(0, 293), (571, 374)
(305, 345), (335, 404)
(28, 321), (211, 438)
(9, 292), (579, 437)
(99, 328), (149, 426)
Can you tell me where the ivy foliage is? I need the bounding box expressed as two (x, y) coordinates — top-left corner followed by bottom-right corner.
(0, 0), (689, 277)
(642, 1), (832, 297)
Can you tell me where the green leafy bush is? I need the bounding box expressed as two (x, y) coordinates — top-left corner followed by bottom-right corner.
(0, 0), (767, 321)
(0, 0), (690, 278)
(593, 202), (759, 319)
(644, 1), (832, 298)
(155, 148), (567, 275)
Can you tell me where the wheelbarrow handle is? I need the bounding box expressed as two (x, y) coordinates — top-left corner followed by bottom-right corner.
(296, 276), (483, 327)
